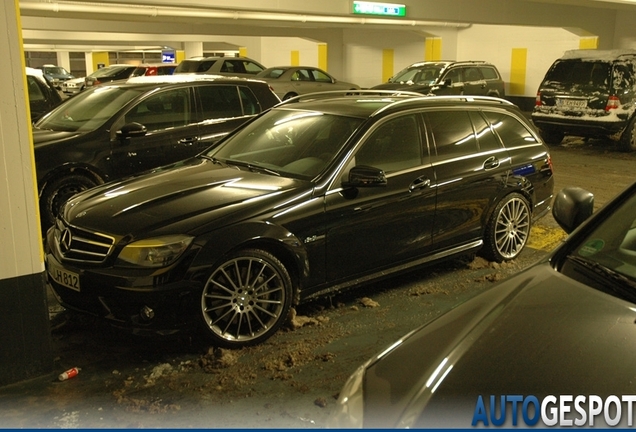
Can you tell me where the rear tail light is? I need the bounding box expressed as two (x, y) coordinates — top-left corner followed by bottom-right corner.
(535, 92), (542, 107)
(605, 95), (620, 111)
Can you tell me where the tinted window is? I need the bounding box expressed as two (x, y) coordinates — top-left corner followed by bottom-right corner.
(463, 67), (483, 82)
(311, 69), (332, 83)
(479, 66), (499, 80)
(221, 60), (244, 74)
(124, 88), (191, 132)
(470, 112), (502, 151)
(243, 61), (265, 74)
(426, 111), (477, 159)
(261, 68), (286, 79)
(27, 76), (45, 102)
(198, 85), (243, 119)
(356, 115), (422, 173)
(545, 60), (611, 89)
(238, 87), (260, 115)
(176, 60), (217, 73)
(292, 70), (311, 81)
(482, 111), (539, 148)
(443, 68), (462, 84)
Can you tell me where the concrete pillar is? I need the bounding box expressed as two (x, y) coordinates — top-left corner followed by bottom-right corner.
(184, 41), (203, 59)
(85, 52), (94, 75)
(56, 51), (71, 72)
(0, 1), (54, 387)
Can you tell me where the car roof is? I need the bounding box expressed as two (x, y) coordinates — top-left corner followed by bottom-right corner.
(125, 74), (266, 86)
(561, 49), (636, 61)
(275, 92), (517, 118)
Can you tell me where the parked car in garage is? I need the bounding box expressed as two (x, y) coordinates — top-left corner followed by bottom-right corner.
(26, 67), (63, 122)
(372, 60), (505, 97)
(61, 76), (86, 96)
(532, 49), (636, 151)
(37, 64), (75, 89)
(34, 74), (280, 231)
(330, 181), (636, 428)
(84, 64), (138, 88)
(131, 63), (177, 77)
(255, 66), (360, 100)
(45, 92), (554, 350)
(174, 56), (266, 77)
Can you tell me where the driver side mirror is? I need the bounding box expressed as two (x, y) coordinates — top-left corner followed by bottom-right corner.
(552, 187), (594, 234)
(342, 165), (387, 188)
(116, 122), (147, 140)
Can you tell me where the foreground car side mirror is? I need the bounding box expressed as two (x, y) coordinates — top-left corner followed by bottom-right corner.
(116, 122), (147, 139)
(552, 187), (594, 234)
(342, 165), (387, 188)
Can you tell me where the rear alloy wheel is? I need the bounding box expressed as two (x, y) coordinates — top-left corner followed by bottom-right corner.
(481, 193), (531, 262)
(620, 117), (636, 152)
(200, 249), (293, 348)
(283, 92), (298, 101)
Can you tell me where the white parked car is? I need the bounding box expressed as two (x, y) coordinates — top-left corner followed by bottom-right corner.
(255, 66), (360, 100)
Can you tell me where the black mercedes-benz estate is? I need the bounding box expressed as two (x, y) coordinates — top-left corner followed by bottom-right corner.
(46, 92), (554, 348)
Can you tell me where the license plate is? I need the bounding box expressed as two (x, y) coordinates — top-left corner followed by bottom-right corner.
(48, 262), (81, 292)
(556, 98), (587, 109)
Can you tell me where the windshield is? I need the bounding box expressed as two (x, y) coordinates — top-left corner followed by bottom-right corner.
(44, 67), (70, 76)
(391, 66), (442, 85)
(562, 190), (636, 301)
(35, 86), (145, 132)
(207, 109), (363, 179)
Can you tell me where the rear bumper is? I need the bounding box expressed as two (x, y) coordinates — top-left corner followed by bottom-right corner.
(531, 112), (628, 137)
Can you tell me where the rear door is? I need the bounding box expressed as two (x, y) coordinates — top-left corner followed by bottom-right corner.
(425, 109), (510, 250)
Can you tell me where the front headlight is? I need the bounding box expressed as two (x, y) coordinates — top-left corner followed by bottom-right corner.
(328, 364), (366, 428)
(117, 235), (194, 267)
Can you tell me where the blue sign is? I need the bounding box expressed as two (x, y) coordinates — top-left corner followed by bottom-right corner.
(161, 50), (175, 63)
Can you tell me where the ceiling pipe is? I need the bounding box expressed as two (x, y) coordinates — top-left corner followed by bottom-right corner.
(19, 1), (472, 28)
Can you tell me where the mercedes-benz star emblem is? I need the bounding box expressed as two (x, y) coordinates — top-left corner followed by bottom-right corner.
(60, 228), (72, 254)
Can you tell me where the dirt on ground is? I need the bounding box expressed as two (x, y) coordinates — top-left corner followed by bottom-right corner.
(1, 137), (634, 428)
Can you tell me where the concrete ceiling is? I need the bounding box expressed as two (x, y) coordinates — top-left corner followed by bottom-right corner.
(18, 0), (636, 53)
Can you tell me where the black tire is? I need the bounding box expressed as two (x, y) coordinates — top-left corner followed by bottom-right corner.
(481, 193), (531, 262)
(41, 174), (98, 231)
(199, 249), (293, 348)
(540, 129), (565, 146)
(620, 117), (636, 152)
(282, 92), (298, 101)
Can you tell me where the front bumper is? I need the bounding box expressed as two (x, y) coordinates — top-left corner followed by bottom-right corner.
(45, 245), (203, 337)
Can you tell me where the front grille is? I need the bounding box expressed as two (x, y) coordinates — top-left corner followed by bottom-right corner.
(56, 222), (115, 263)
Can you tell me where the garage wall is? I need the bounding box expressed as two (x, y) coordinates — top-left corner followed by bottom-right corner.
(261, 37), (319, 68)
(457, 24), (580, 97)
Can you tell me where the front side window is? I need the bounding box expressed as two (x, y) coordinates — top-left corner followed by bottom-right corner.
(442, 68), (462, 85)
(355, 115), (422, 173)
(124, 88), (191, 132)
(311, 69), (333, 83)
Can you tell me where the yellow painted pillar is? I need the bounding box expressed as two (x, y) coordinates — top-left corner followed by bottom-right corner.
(318, 44), (328, 70)
(291, 50), (300, 66)
(509, 48), (527, 96)
(580, 37), (598, 49)
(425, 38), (442, 61)
(176, 51), (186, 63)
(92, 52), (109, 70)
(382, 49), (394, 83)
(239, 47), (248, 57)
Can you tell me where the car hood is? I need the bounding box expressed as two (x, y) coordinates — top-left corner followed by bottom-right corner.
(32, 128), (83, 147)
(371, 82), (432, 93)
(362, 262), (636, 428)
(61, 157), (312, 237)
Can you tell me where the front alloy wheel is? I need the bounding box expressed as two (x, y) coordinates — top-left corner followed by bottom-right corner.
(200, 249), (293, 348)
(482, 193), (531, 262)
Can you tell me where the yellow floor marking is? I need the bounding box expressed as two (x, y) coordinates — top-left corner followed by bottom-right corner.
(527, 225), (568, 252)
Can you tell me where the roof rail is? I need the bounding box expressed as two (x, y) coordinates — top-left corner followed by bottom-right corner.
(276, 89), (425, 106)
(371, 94), (515, 117)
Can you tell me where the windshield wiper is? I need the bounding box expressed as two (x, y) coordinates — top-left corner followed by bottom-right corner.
(222, 159), (280, 176)
(567, 254), (636, 301)
(199, 155), (225, 166)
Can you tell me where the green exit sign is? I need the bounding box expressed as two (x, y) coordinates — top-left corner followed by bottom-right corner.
(352, 1), (406, 17)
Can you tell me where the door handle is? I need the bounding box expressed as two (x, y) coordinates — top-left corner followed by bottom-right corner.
(409, 176), (431, 191)
(484, 156), (500, 170)
(177, 137), (198, 145)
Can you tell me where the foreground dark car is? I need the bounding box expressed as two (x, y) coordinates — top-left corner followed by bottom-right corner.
(372, 60), (505, 97)
(34, 74), (280, 230)
(46, 92), (553, 348)
(331, 182), (636, 428)
(532, 49), (636, 151)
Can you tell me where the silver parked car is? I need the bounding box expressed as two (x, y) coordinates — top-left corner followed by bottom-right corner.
(255, 66), (360, 100)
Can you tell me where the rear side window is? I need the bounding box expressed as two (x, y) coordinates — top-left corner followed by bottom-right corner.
(470, 112), (502, 151)
(243, 61), (265, 74)
(27, 76), (45, 102)
(479, 66), (499, 80)
(425, 111), (477, 159)
(482, 112), (539, 148)
(176, 60), (218, 73)
(198, 85), (244, 120)
(238, 87), (260, 115)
